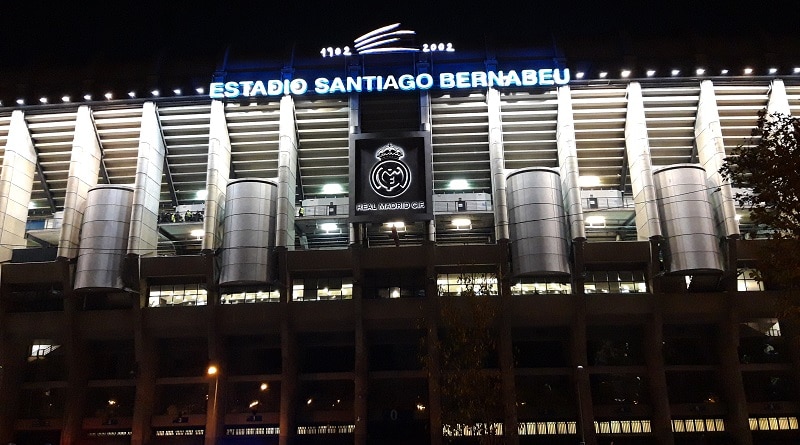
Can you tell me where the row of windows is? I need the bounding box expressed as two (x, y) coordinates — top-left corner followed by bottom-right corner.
(141, 268), (763, 307)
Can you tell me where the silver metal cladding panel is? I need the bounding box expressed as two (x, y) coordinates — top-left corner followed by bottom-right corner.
(506, 167), (571, 277)
(653, 164), (723, 274)
(74, 186), (134, 290)
(220, 179), (279, 285)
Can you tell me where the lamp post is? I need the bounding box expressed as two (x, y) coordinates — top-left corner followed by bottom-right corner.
(576, 365), (586, 445)
(206, 365), (220, 445)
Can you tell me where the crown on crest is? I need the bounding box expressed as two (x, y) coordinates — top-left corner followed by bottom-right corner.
(376, 143), (404, 160)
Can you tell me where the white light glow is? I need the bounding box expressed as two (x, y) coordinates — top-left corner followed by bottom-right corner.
(735, 214), (742, 221)
(585, 215), (606, 226)
(598, 71), (608, 78)
(195, 87), (205, 94)
(173, 88), (181, 95)
(452, 218), (471, 228)
(151, 90), (160, 97)
(320, 223), (338, 232)
(195, 189), (208, 200)
(190, 229), (204, 238)
(575, 71), (585, 79)
(578, 175), (601, 187)
(448, 179), (469, 190)
(720, 69), (729, 75)
(620, 70), (631, 78)
(794, 67), (800, 74)
(128, 91), (136, 98)
(104, 92), (113, 100)
(696, 68), (705, 75)
(769, 67), (778, 74)
(16, 99), (24, 105)
(83, 94), (92, 101)
(322, 183), (343, 194)
(27, 201), (36, 209)
(671, 69), (680, 76)
(39, 97), (47, 104)
(646, 70), (656, 77)
(744, 67), (753, 75)
(384, 221), (405, 229)
(61, 96), (70, 103)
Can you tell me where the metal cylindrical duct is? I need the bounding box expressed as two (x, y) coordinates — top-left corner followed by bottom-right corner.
(219, 178), (278, 285)
(506, 167), (571, 277)
(653, 164), (723, 274)
(74, 185), (134, 291)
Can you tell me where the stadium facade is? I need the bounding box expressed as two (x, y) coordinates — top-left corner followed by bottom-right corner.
(0, 30), (799, 445)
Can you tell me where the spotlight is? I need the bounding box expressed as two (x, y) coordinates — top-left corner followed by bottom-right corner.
(794, 67), (800, 74)
(720, 69), (729, 75)
(128, 91), (136, 98)
(151, 90), (160, 97)
(104, 92), (113, 100)
(173, 88), (181, 95)
(671, 69), (680, 76)
(83, 94), (92, 101)
(16, 98), (24, 105)
(39, 97), (48, 104)
(598, 71), (608, 78)
(695, 68), (705, 75)
(620, 69), (631, 78)
(195, 87), (205, 94)
(61, 96), (70, 103)
(646, 70), (656, 77)
(768, 67), (778, 74)
(744, 67), (753, 75)
(575, 71), (585, 79)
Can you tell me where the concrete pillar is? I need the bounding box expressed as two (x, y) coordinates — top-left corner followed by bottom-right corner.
(625, 82), (662, 241)
(278, 248), (298, 445)
(497, 239), (519, 444)
(0, 335), (27, 444)
(202, 100), (231, 251)
(0, 110), (37, 262)
(424, 262), (442, 445)
(644, 311), (674, 445)
(556, 86), (586, 241)
(131, 280), (157, 445)
(766, 79), (790, 115)
(58, 106), (102, 259)
(353, 250), (368, 445)
(60, 296), (89, 445)
(276, 95), (298, 249)
(420, 87), (436, 242)
(695, 80), (740, 239)
(348, 93), (360, 246)
(128, 102), (165, 257)
(570, 299), (597, 445)
(717, 308), (752, 445)
(487, 87), (509, 241)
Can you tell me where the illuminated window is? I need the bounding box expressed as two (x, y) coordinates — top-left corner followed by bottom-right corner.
(297, 425), (355, 434)
(585, 271), (647, 294)
(510, 278), (571, 295)
(221, 287), (280, 304)
(226, 427), (280, 436)
(594, 420), (651, 434)
(437, 273), (498, 296)
(29, 341), (60, 361)
(517, 421), (576, 435)
(672, 418), (726, 433)
(148, 284), (207, 307)
(292, 278), (353, 301)
(737, 268), (764, 291)
(748, 416), (799, 431)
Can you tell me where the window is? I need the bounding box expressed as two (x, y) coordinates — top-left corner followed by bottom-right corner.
(292, 277), (353, 301)
(510, 279), (571, 295)
(222, 287), (280, 304)
(364, 269), (425, 299)
(30, 341), (60, 361)
(737, 268), (763, 291)
(585, 271), (646, 293)
(149, 284), (207, 307)
(438, 273), (497, 296)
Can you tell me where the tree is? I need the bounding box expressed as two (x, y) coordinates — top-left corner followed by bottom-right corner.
(424, 272), (504, 444)
(720, 109), (800, 304)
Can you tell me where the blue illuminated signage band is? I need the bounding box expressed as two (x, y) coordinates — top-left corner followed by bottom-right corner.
(209, 68), (570, 98)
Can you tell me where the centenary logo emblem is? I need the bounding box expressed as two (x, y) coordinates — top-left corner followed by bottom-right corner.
(369, 143), (411, 198)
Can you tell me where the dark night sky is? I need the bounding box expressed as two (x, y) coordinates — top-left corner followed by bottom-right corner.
(1, 1), (798, 100)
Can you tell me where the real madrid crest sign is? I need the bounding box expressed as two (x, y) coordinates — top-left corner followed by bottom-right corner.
(350, 131), (433, 223)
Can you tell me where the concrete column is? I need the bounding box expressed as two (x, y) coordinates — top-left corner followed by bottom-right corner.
(0, 336), (27, 444)
(128, 102), (165, 257)
(348, 93), (360, 246)
(644, 311), (674, 445)
(60, 296), (89, 445)
(556, 86), (586, 241)
(58, 106), (102, 259)
(570, 299), (597, 445)
(420, 87), (436, 242)
(766, 79), (790, 115)
(695, 80), (740, 239)
(0, 110), (37, 262)
(202, 100), (231, 251)
(717, 307), (752, 445)
(131, 280), (157, 445)
(487, 87), (509, 241)
(276, 95), (298, 249)
(424, 262), (442, 445)
(278, 247), (298, 445)
(625, 82), (662, 241)
(497, 239), (519, 444)
(352, 250), (368, 445)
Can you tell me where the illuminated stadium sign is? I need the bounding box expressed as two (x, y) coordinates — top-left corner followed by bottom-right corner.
(209, 68), (570, 98)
